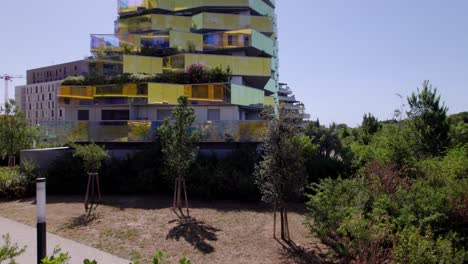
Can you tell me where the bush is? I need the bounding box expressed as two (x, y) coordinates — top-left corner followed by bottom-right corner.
(0, 161), (37, 198)
(394, 227), (465, 264)
(306, 147), (468, 262)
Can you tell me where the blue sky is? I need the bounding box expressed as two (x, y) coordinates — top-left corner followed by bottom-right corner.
(1, 0), (467, 126)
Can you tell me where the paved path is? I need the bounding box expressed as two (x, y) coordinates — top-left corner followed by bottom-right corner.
(0, 216), (130, 264)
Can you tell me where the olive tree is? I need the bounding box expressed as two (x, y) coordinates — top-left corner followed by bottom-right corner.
(157, 96), (201, 215)
(255, 105), (307, 240)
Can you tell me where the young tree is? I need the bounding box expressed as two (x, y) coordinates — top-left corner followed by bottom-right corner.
(0, 99), (37, 168)
(255, 105), (307, 240)
(157, 96), (201, 215)
(73, 143), (109, 213)
(407, 81), (449, 156)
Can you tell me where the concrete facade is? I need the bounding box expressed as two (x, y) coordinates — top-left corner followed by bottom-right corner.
(15, 80), (66, 126)
(26, 60), (89, 85)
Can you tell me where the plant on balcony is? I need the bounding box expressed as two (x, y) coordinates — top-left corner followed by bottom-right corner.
(157, 96), (201, 216)
(61, 65), (231, 86)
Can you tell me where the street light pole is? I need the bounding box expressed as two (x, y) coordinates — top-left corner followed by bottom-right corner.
(36, 178), (47, 264)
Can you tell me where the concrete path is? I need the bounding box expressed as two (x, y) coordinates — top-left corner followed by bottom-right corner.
(0, 216), (130, 264)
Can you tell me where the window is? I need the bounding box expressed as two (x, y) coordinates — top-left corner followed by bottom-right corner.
(228, 35), (234, 46)
(59, 109), (62, 117)
(207, 109), (220, 121)
(49, 93), (52, 100)
(51, 110), (54, 117)
(157, 109), (172, 120)
(101, 110), (129, 121)
(77, 110), (89, 121)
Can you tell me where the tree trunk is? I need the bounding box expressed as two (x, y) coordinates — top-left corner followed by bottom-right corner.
(273, 201), (277, 238)
(173, 177), (189, 216)
(8, 155), (15, 168)
(280, 207), (285, 240)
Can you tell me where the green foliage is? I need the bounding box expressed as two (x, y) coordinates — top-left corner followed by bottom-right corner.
(157, 96), (201, 180)
(82, 260), (97, 264)
(61, 65), (231, 86)
(350, 122), (418, 169)
(0, 100), (38, 164)
(407, 80), (450, 156)
(132, 250), (191, 264)
(72, 143), (109, 173)
(41, 247), (70, 264)
(394, 227), (465, 264)
(0, 162), (37, 198)
(255, 105), (307, 205)
(306, 146), (468, 262)
(359, 113), (381, 145)
(0, 234), (26, 264)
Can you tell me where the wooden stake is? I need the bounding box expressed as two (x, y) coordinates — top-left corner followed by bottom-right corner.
(183, 178), (189, 216)
(273, 201), (277, 238)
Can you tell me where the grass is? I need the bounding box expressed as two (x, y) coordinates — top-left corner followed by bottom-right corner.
(0, 195), (329, 264)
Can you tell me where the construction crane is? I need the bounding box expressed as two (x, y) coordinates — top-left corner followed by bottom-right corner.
(0, 74), (23, 106)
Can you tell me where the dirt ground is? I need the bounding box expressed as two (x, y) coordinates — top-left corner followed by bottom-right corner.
(0, 196), (329, 264)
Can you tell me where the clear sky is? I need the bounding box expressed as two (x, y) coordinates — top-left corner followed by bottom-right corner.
(1, 0), (467, 126)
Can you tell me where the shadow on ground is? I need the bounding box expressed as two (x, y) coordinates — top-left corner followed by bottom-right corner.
(59, 213), (99, 230)
(166, 216), (220, 254)
(277, 239), (331, 264)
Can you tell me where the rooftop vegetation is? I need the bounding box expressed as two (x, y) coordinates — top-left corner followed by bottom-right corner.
(61, 64), (231, 86)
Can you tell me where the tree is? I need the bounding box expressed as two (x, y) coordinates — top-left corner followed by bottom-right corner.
(0, 99), (37, 168)
(407, 81), (449, 156)
(72, 143), (109, 213)
(360, 113), (381, 145)
(255, 105), (307, 240)
(157, 96), (201, 215)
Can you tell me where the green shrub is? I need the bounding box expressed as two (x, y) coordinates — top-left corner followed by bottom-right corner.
(0, 234), (26, 264)
(0, 162), (37, 199)
(306, 148), (467, 262)
(394, 227), (465, 264)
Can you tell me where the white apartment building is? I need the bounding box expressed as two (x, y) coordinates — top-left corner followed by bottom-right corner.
(15, 80), (65, 126)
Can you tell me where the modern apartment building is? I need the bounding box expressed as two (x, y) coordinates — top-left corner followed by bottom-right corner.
(15, 61), (89, 125)
(59, 0), (279, 125)
(26, 60), (89, 85)
(278, 83), (310, 120)
(22, 0), (293, 143)
(15, 81), (66, 126)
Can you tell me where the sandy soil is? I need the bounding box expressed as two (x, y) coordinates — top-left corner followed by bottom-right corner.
(0, 196), (329, 264)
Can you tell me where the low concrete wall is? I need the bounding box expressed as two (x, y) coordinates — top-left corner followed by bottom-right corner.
(20, 147), (71, 171)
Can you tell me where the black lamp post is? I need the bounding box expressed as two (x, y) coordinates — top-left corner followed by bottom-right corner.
(36, 178), (46, 264)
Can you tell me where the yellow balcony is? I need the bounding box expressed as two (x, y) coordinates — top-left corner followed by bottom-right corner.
(182, 54), (272, 77)
(123, 55), (164, 74)
(59, 84), (148, 100)
(192, 13), (274, 34)
(59, 86), (94, 100)
(118, 14), (192, 34)
(148, 83), (229, 104)
(264, 95), (276, 106)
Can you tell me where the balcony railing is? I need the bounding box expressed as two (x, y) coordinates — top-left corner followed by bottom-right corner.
(39, 120), (266, 143)
(59, 84), (148, 100)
